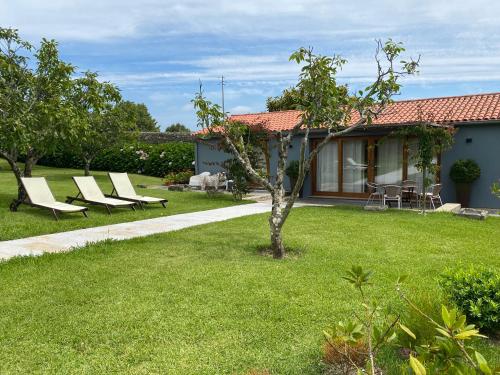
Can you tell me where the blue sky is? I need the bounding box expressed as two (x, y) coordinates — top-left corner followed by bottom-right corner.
(2, 0), (500, 130)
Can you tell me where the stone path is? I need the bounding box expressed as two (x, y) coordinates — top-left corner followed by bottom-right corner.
(0, 202), (274, 261)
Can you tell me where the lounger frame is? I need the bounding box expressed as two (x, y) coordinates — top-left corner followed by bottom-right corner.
(66, 177), (137, 214)
(18, 178), (88, 221)
(107, 173), (168, 210)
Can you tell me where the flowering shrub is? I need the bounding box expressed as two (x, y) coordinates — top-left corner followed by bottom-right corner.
(164, 170), (193, 185)
(39, 142), (194, 177)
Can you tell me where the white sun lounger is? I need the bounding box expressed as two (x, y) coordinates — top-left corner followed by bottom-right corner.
(108, 172), (168, 209)
(66, 176), (136, 214)
(19, 177), (88, 220)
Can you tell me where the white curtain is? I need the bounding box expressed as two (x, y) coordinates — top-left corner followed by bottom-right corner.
(342, 140), (367, 193)
(375, 138), (403, 185)
(316, 142), (338, 192)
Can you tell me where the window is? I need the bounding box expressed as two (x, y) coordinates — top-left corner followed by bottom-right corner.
(342, 139), (368, 193)
(316, 141), (339, 192)
(375, 138), (403, 185)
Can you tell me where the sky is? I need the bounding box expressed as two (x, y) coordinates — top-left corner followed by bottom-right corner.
(2, 0), (500, 130)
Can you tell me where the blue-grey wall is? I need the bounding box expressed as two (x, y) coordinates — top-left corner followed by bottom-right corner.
(196, 124), (500, 208)
(195, 139), (232, 174)
(441, 123), (500, 208)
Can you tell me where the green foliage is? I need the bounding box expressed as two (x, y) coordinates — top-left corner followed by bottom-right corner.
(163, 170), (193, 185)
(266, 87), (302, 112)
(114, 101), (159, 131)
(223, 158), (251, 201)
(439, 266), (500, 332)
(492, 181), (500, 199)
(450, 159), (481, 184)
(70, 71), (133, 173)
(285, 160), (300, 180)
(164, 123), (191, 133)
(324, 266), (494, 374)
(40, 142), (194, 178)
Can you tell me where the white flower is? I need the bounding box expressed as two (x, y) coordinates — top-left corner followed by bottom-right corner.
(192, 161), (195, 165)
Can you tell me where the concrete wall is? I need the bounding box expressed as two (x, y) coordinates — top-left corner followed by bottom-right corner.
(441, 123), (500, 208)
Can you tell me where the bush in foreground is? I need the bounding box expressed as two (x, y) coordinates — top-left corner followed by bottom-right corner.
(440, 266), (500, 333)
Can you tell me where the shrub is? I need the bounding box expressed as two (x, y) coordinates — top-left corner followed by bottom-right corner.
(449, 159), (481, 183)
(439, 266), (500, 332)
(285, 160), (300, 180)
(39, 142), (194, 177)
(164, 170), (193, 185)
(222, 158), (250, 201)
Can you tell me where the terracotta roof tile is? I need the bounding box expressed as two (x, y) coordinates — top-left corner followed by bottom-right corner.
(194, 92), (500, 134)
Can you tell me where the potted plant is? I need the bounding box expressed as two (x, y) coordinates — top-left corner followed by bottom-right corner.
(449, 159), (480, 207)
(285, 160), (304, 198)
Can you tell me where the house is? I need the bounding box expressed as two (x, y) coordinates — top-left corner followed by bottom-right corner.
(194, 92), (500, 208)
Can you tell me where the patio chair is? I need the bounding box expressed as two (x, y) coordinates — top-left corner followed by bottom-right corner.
(108, 172), (167, 210)
(19, 177), (88, 220)
(66, 176), (136, 214)
(366, 182), (384, 206)
(420, 183), (443, 210)
(383, 185), (402, 209)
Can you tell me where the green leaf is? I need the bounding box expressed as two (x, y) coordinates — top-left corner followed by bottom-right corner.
(399, 323), (416, 340)
(409, 355), (426, 375)
(475, 351), (492, 375)
(441, 305), (452, 327)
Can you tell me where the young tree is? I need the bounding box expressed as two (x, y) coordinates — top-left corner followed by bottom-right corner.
(395, 110), (454, 214)
(194, 40), (419, 258)
(164, 122), (191, 133)
(0, 28), (81, 208)
(114, 101), (159, 131)
(71, 71), (136, 176)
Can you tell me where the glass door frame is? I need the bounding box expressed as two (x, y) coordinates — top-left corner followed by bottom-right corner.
(311, 135), (439, 198)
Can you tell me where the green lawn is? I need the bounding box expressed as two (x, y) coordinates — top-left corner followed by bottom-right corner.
(0, 205), (498, 374)
(0, 160), (247, 240)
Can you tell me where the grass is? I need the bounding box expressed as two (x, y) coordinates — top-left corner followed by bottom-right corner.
(0, 159), (248, 240)
(0, 205), (499, 374)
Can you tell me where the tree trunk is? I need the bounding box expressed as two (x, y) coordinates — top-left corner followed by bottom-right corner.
(2, 153), (25, 211)
(421, 167), (427, 215)
(269, 192), (285, 259)
(84, 159), (91, 176)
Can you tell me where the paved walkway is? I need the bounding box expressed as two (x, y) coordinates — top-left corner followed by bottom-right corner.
(0, 202), (274, 261)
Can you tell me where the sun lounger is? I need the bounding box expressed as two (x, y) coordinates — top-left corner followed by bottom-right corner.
(20, 177), (88, 220)
(66, 176), (136, 214)
(108, 172), (167, 209)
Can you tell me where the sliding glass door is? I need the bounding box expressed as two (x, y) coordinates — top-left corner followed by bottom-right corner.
(316, 141), (339, 192)
(342, 139), (368, 193)
(375, 138), (403, 185)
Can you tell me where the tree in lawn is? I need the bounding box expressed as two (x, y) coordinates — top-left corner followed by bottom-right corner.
(194, 40), (419, 258)
(71, 71), (136, 176)
(395, 109), (454, 214)
(0, 28), (82, 209)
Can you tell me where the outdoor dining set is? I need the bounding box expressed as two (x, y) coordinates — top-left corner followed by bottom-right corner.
(366, 180), (443, 209)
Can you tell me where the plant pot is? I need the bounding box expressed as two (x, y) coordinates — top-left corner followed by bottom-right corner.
(455, 182), (471, 208)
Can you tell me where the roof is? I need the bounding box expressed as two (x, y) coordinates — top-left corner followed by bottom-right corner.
(194, 92), (500, 135)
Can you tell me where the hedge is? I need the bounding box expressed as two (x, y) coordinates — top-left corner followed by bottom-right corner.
(39, 142), (195, 178)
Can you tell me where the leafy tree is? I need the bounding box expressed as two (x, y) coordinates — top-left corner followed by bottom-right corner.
(164, 122), (191, 133)
(71, 72), (136, 176)
(115, 101), (159, 131)
(395, 111), (454, 214)
(266, 86), (302, 112)
(194, 40), (419, 258)
(0, 28), (82, 208)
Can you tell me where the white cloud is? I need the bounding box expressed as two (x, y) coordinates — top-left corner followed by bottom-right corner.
(229, 105), (254, 114)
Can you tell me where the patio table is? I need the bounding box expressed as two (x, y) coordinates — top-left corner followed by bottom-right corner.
(401, 184), (417, 208)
